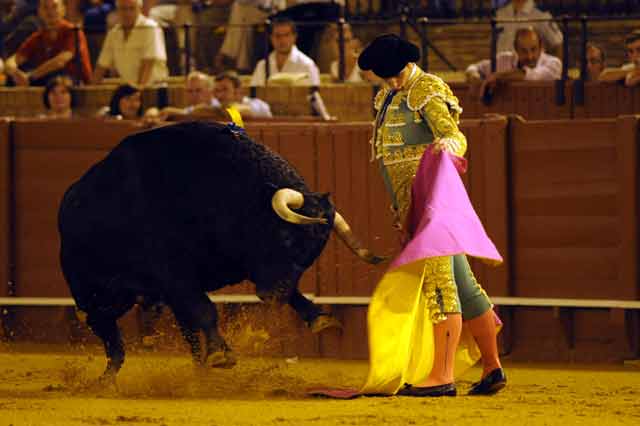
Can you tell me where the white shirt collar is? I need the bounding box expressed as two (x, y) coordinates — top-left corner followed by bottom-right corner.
(270, 45), (301, 68)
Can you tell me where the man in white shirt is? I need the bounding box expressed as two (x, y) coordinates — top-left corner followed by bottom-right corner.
(495, 0), (563, 55)
(213, 70), (272, 118)
(599, 29), (640, 87)
(466, 27), (561, 99)
(250, 17), (320, 87)
(92, 0), (168, 86)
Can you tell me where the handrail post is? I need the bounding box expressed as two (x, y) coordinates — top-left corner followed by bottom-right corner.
(555, 15), (569, 106)
(490, 18), (498, 73)
(419, 17), (429, 72)
(337, 17), (346, 82)
(184, 23), (191, 76)
(574, 15), (588, 106)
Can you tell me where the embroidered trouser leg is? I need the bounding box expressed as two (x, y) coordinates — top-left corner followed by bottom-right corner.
(423, 256), (461, 323)
(423, 255), (493, 323)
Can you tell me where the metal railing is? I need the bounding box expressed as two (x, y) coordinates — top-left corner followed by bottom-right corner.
(1, 11), (638, 91)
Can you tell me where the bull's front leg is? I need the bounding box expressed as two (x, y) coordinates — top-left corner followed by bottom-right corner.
(169, 290), (236, 369)
(288, 289), (342, 333)
(86, 314), (125, 384)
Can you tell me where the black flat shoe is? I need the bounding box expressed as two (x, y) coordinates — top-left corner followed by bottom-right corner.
(396, 382), (457, 397)
(468, 368), (507, 395)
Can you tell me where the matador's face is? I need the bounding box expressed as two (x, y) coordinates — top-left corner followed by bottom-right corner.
(382, 63), (413, 90)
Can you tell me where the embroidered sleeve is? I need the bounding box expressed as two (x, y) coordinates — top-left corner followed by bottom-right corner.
(407, 74), (467, 157)
(422, 96), (467, 157)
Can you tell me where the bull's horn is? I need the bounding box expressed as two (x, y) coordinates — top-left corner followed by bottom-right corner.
(271, 188), (328, 225)
(333, 212), (386, 264)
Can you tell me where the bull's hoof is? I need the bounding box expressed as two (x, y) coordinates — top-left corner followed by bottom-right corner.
(206, 350), (237, 369)
(310, 314), (342, 333)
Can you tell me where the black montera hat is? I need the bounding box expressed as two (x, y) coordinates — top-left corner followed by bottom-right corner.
(358, 34), (420, 78)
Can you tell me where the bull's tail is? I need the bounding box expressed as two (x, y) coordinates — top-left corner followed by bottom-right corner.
(332, 212), (387, 265)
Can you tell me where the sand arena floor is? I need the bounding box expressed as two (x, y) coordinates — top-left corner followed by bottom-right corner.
(0, 343), (639, 426)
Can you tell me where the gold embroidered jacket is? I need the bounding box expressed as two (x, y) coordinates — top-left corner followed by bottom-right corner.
(372, 66), (467, 217)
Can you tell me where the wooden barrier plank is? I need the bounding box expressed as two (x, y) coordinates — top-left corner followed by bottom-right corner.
(615, 116), (639, 300)
(469, 117), (510, 296)
(510, 116), (638, 300)
(315, 126), (338, 297)
(332, 127), (356, 297)
(0, 121), (9, 298)
(278, 126), (318, 296)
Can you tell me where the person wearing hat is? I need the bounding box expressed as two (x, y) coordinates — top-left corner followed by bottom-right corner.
(357, 34), (506, 397)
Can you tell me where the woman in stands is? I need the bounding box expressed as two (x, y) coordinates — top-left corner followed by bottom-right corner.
(41, 75), (74, 119)
(102, 83), (144, 120)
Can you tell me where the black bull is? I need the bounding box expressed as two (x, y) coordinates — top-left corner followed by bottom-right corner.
(58, 121), (383, 380)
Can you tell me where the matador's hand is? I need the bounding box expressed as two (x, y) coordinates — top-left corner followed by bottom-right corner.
(432, 137), (459, 154)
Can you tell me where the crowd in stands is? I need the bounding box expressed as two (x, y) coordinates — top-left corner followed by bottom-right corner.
(1, 0), (640, 123)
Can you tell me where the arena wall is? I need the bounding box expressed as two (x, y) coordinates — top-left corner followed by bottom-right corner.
(0, 116), (638, 362)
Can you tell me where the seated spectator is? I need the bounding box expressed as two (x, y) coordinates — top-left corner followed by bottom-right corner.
(156, 70), (244, 125)
(212, 70), (272, 118)
(92, 0), (168, 86)
(40, 75), (74, 118)
(271, 0), (341, 59)
(250, 17), (331, 120)
(0, 0), (41, 58)
(249, 17), (320, 87)
(3, 0), (92, 86)
(183, 70), (216, 111)
(329, 24), (363, 83)
(157, 70), (215, 119)
(98, 83), (143, 119)
(584, 42), (605, 81)
(599, 30), (640, 87)
(496, 0), (563, 55)
(465, 27), (561, 99)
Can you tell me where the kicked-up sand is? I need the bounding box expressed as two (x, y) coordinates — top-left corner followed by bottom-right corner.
(0, 343), (639, 426)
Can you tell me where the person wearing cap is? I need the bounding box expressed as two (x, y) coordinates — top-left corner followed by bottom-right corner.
(357, 34), (506, 398)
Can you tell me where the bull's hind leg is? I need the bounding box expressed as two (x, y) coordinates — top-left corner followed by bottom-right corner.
(288, 289), (342, 333)
(168, 291), (236, 369)
(86, 314), (125, 383)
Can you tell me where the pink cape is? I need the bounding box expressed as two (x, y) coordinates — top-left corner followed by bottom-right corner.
(389, 149), (503, 270)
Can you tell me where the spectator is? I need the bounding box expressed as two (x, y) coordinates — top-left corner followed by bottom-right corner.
(0, 0), (41, 58)
(212, 70), (272, 118)
(186, 70), (215, 105)
(41, 75), (74, 118)
(584, 42), (605, 81)
(215, 0), (270, 73)
(328, 23), (363, 83)
(92, 0), (168, 86)
(249, 17), (320, 87)
(495, 0), (563, 55)
(157, 70), (244, 125)
(599, 30), (640, 87)
(157, 70), (214, 119)
(100, 83), (143, 119)
(465, 27), (561, 99)
(4, 0), (92, 86)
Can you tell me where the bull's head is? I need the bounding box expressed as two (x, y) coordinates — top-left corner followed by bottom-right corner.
(271, 188), (386, 265)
